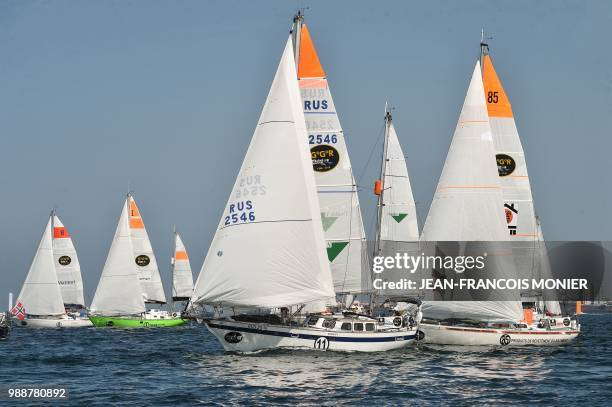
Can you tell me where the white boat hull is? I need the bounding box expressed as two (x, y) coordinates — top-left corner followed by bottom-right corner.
(420, 323), (579, 346)
(206, 319), (418, 353)
(16, 317), (93, 328)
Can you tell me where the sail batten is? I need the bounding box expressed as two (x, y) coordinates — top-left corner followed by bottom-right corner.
(190, 36), (335, 309)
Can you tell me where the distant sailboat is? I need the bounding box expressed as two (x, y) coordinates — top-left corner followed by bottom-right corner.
(12, 211), (92, 328)
(419, 60), (579, 345)
(293, 12), (368, 302)
(89, 194), (184, 328)
(481, 39), (564, 318)
(190, 31), (420, 353)
(171, 230), (194, 305)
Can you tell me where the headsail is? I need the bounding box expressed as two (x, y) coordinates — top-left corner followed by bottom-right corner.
(16, 216), (65, 316)
(171, 231), (194, 301)
(482, 49), (561, 314)
(293, 19), (367, 294)
(190, 36), (335, 309)
(420, 61), (523, 322)
(379, 117), (419, 242)
(128, 196), (166, 304)
(90, 197), (146, 316)
(52, 214), (86, 308)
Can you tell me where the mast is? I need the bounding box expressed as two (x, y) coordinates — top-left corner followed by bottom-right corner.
(480, 28), (490, 72)
(374, 103), (392, 258)
(292, 11), (304, 66)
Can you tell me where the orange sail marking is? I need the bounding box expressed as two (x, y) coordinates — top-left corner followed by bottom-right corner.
(129, 198), (144, 229)
(482, 55), (513, 118)
(53, 227), (70, 239)
(175, 251), (188, 260)
(298, 24), (325, 79)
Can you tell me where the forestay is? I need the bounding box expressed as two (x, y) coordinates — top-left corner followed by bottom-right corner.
(190, 36), (335, 309)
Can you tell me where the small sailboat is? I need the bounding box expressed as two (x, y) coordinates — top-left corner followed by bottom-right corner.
(419, 59), (579, 346)
(294, 12), (368, 304)
(481, 38), (577, 327)
(89, 194), (184, 328)
(171, 229), (194, 308)
(12, 211), (92, 328)
(0, 312), (10, 339)
(189, 30), (420, 353)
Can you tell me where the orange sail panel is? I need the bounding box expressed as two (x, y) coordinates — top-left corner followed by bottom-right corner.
(175, 250), (188, 260)
(53, 227), (70, 239)
(129, 198), (144, 229)
(298, 24), (326, 79)
(482, 55), (513, 118)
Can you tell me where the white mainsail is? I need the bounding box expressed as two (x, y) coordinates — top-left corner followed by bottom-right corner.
(171, 231), (194, 301)
(420, 61), (523, 322)
(379, 119), (419, 242)
(128, 196), (166, 304)
(294, 21), (367, 294)
(190, 36), (335, 309)
(16, 216), (66, 316)
(90, 197), (146, 315)
(482, 50), (561, 314)
(52, 214), (85, 308)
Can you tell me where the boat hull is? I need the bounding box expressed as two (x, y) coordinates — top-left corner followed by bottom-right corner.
(205, 319), (417, 353)
(16, 317), (93, 328)
(420, 323), (579, 346)
(89, 315), (185, 328)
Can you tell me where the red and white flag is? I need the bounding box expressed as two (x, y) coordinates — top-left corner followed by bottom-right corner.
(10, 302), (26, 321)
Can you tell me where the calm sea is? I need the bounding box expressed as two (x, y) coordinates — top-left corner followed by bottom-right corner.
(0, 313), (610, 406)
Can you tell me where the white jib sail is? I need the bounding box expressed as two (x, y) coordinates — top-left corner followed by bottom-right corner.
(420, 61), (523, 322)
(171, 232), (194, 300)
(16, 216), (65, 316)
(90, 197), (146, 316)
(380, 121), (420, 242)
(482, 53), (561, 314)
(128, 196), (166, 304)
(296, 24), (367, 294)
(52, 215), (85, 308)
(190, 36), (335, 309)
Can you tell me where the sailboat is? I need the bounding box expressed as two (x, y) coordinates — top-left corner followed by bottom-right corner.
(171, 230), (194, 308)
(293, 12), (368, 306)
(12, 211), (92, 328)
(189, 30), (420, 353)
(481, 39), (577, 328)
(89, 194), (184, 328)
(418, 60), (579, 345)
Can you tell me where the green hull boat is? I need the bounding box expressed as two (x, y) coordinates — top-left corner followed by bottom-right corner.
(89, 315), (185, 328)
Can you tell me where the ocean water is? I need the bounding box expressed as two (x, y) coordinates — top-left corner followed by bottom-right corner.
(0, 313), (610, 406)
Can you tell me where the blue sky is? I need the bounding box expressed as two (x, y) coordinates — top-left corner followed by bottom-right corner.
(1, 0), (610, 303)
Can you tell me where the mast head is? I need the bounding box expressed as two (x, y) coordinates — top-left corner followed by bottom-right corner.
(480, 28), (492, 56)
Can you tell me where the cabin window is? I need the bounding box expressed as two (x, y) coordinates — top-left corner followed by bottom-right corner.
(322, 319), (336, 329)
(340, 322), (351, 331)
(365, 323), (375, 332)
(353, 322), (364, 332)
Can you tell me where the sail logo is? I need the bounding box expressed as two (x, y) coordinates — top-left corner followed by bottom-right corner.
(311, 145), (339, 172)
(304, 100), (328, 111)
(496, 154), (516, 177)
(504, 203), (518, 236)
(327, 242), (349, 262)
(58, 255), (72, 266)
(391, 213), (408, 223)
(135, 255), (150, 267)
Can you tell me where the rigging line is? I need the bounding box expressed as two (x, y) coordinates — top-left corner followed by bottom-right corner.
(356, 121), (386, 184)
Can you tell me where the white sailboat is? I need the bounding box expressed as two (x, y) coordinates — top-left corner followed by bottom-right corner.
(171, 230), (194, 304)
(481, 40), (570, 323)
(190, 33), (420, 353)
(293, 13), (368, 301)
(12, 211), (92, 328)
(89, 194), (184, 328)
(419, 60), (579, 345)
